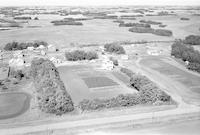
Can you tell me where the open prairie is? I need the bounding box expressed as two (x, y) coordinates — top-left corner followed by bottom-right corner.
(0, 14), (200, 48)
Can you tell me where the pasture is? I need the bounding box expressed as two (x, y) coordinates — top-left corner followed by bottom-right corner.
(58, 64), (136, 105)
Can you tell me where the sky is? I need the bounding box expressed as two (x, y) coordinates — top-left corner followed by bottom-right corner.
(0, 0), (199, 6)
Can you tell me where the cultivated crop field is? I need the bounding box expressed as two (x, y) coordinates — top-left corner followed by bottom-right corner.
(58, 65), (136, 105)
(140, 56), (200, 103)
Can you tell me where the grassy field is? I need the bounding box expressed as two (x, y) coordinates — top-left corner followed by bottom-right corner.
(58, 65), (136, 105)
(0, 92), (30, 120)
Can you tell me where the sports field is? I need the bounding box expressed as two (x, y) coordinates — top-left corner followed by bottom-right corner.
(58, 65), (136, 105)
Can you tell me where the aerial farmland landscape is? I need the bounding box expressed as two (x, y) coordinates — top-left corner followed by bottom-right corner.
(0, 0), (200, 135)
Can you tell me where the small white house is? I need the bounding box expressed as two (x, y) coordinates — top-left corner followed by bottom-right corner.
(38, 45), (46, 50)
(41, 50), (46, 56)
(9, 58), (25, 69)
(27, 46), (34, 51)
(50, 57), (62, 64)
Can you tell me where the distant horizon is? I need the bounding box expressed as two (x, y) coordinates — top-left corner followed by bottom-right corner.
(0, 0), (199, 7)
(0, 5), (200, 8)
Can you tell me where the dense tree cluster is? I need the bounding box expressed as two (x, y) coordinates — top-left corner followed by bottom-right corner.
(184, 35), (200, 45)
(79, 74), (172, 111)
(30, 58), (74, 115)
(180, 17), (190, 20)
(119, 22), (151, 28)
(104, 44), (126, 54)
(129, 27), (173, 36)
(51, 20), (83, 26)
(65, 50), (98, 61)
(171, 40), (200, 73)
(4, 41), (48, 51)
(14, 17), (32, 20)
(139, 20), (162, 25)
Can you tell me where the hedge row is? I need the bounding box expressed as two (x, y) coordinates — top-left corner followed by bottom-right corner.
(104, 44), (126, 54)
(79, 74), (172, 111)
(120, 67), (135, 78)
(65, 50), (98, 61)
(129, 27), (173, 37)
(4, 41), (48, 51)
(30, 58), (74, 115)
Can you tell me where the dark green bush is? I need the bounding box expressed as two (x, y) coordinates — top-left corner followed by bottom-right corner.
(104, 44), (126, 54)
(65, 50), (98, 61)
(30, 58), (74, 115)
(187, 62), (200, 73)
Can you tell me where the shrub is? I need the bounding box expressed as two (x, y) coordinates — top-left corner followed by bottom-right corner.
(8, 69), (24, 80)
(120, 67), (135, 78)
(104, 44), (126, 54)
(30, 58), (74, 114)
(65, 50), (98, 61)
(184, 35), (200, 45)
(187, 62), (200, 73)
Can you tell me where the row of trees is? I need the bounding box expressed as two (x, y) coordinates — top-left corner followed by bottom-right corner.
(30, 58), (74, 115)
(78, 73), (172, 111)
(51, 20), (83, 26)
(129, 27), (173, 37)
(184, 35), (200, 45)
(104, 43), (126, 54)
(171, 40), (200, 73)
(4, 41), (48, 51)
(65, 50), (98, 61)
(119, 22), (151, 28)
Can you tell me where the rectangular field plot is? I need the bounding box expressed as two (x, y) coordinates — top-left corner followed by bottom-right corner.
(82, 76), (119, 88)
